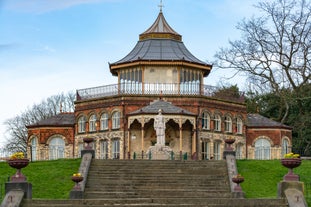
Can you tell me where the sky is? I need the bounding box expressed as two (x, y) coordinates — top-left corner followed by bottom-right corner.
(0, 0), (263, 146)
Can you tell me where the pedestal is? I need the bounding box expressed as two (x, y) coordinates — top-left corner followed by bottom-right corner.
(5, 182), (32, 199)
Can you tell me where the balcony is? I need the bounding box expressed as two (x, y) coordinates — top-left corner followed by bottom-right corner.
(76, 83), (245, 103)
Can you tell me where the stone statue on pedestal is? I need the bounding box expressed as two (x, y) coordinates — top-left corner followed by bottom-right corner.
(154, 109), (165, 146)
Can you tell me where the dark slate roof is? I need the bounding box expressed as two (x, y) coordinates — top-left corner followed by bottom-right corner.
(247, 114), (291, 129)
(27, 113), (75, 128)
(110, 39), (208, 66)
(129, 99), (195, 116)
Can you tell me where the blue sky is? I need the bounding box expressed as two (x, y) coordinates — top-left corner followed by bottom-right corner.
(0, 0), (262, 146)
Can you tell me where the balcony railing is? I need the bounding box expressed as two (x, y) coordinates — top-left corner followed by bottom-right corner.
(76, 83), (245, 103)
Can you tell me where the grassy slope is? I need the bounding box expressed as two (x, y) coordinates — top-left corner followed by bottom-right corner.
(0, 159), (310, 205)
(0, 159), (81, 199)
(237, 159), (311, 205)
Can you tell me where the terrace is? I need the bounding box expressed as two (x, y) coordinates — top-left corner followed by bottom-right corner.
(76, 83), (245, 103)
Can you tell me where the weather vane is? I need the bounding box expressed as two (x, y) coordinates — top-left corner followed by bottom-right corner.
(158, 0), (164, 12)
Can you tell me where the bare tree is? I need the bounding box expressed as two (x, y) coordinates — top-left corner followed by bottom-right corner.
(215, 0), (311, 123)
(4, 91), (75, 154)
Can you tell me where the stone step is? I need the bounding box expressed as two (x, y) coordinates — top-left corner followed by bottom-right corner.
(21, 198), (288, 207)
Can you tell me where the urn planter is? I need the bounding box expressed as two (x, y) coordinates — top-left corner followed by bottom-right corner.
(83, 137), (94, 150)
(71, 176), (83, 190)
(7, 159), (29, 182)
(281, 158), (301, 181)
(232, 176), (244, 192)
(224, 138), (235, 151)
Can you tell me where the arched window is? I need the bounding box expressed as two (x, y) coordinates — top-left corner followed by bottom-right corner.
(49, 137), (65, 160)
(100, 113), (108, 130)
(236, 118), (243, 134)
(224, 115), (232, 133)
(89, 114), (97, 132)
(100, 140), (109, 159)
(282, 138), (290, 158)
(78, 116), (86, 133)
(255, 138), (271, 160)
(112, 111), (120, 129)
(202, 112), (210, 130)
(214, 115), (221, 132)
(112, 139), (120, 159)
(30, 137), (38, 161)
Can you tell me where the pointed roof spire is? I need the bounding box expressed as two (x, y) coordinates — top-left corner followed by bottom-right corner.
(158, 0), (164, 13)
(139, 6), (181, 41)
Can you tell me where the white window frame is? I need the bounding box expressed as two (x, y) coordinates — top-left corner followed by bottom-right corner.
(236, 118), (243, 134)
(89, 114), (97, 132)
(213, 141), (221, 160)
(49, 137), (65, 160)
(202, 112), (210, 130)
(112, 139), (120, 159)
(255, 138), (271, 160)
(100, 140), (109, 159)
(78, 116), (86, 133)
(31, 137), (38, 161)
(202, 141), (211, 160)
(214, 115), (221, 132)
(100, 113), (108, 130)
(282, 138), (290, 158)
(112, 111), (120, 129)
(224, 116), (232, 133)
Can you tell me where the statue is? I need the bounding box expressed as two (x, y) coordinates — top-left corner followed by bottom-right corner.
(154, 109), (166, 146)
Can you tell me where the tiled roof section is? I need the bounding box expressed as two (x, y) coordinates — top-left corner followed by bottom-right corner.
(139, 11), (181, 41)
(111, 39), (208, 66)
(27, 113), (75, 128)
(247, 114), (291, 129)
(129, 99), (195, 116)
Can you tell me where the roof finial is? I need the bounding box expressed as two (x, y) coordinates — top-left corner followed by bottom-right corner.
(158, 0), (164, 12)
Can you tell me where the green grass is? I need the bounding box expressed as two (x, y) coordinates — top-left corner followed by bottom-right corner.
(0, 158), (310, 205)
(0, 159), (81, 199)
(237, 159), (311, 205)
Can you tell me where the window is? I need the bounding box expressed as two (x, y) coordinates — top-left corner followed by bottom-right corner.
(112, 111), (120, 129)
(236, 143), (243, 159)
(100, 140), (109, 159)
(89, 114), (97, 132)
(49, 137), (65, 160)
(214, 115), (221, 131)
(112, 139), (120, 159)
(100, 113), (108, 130)
(255, 138), (271, 160)
(30, 137), (38, 161)
(78, 116), (86, 133)
(224, 116), (232, 133)
(213, 141), (221, 160)
(236, 118), (243, 134)
(282, 139), (290, 158)
(202, 112), (210, 130)
(201, 141), (211, 160)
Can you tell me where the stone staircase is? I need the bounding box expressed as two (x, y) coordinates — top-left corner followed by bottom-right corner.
(21, 159), (288, 207)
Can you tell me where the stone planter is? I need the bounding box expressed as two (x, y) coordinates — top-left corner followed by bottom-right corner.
(281, 158), (301, 181)
(232, 176), (244, 192)
(7, 159), (29, 182)
(224, 138), (235, 151)
(71, 176), (83, 190)
(83, 137), (94, 150)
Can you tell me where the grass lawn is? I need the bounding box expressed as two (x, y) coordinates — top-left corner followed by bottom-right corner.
(0, 158), (81, 199)
(0, 158), (310, 206)
(237, 159), (311, 205)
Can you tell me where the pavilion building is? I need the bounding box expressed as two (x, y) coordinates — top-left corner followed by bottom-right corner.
(27, 10), (292, 161)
